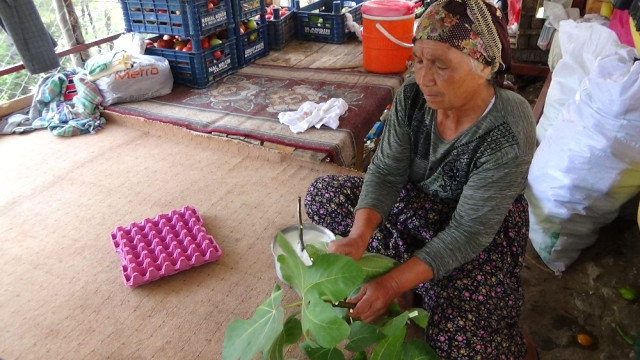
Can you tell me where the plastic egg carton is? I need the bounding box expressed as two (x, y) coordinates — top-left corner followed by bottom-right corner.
(111, 206), (222, 288)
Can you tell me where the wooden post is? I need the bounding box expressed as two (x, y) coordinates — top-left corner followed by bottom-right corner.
(62, 0), (90, 62)
(52, 0), (83, 67)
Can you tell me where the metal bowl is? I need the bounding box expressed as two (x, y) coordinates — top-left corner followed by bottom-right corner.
(272, 223), (335, 282)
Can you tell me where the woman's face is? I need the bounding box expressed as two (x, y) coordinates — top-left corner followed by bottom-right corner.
(412, 39), (491, 110)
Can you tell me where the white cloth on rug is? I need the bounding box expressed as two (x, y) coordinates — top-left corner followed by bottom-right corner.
(278, 98), (348, 133)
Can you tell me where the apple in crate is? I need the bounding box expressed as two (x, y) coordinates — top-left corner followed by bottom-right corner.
(156, 38), (174, 49)
(174, 39), (188, 48)
(246, 19), (258, 30)
(144, 39), (155, 47)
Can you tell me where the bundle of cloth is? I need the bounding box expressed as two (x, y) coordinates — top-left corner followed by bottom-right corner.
(29, 69), (106, 137)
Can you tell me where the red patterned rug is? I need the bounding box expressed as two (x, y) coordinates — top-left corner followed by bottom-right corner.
(105, 64), (404, 167)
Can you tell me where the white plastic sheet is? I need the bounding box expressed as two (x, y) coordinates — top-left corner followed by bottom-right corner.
(536, 20), (629, 142)
(526, 49), (640, 274)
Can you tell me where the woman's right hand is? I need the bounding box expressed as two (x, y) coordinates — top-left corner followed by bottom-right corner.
(328, 208), (382, 261)
(327, 235), (369, 261)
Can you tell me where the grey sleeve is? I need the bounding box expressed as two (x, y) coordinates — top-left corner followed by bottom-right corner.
(355, 89), (411, 220)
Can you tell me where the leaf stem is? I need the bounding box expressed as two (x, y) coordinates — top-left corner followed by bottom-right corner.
(284, 301), (303, 309)
(615, 324), (634, 345)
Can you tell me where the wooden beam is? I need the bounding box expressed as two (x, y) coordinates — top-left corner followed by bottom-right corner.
(532, 72), (552, 123)
(510, 62), (550, 78)
(0, 33), (123, 77)
(0, 94), (34, 117)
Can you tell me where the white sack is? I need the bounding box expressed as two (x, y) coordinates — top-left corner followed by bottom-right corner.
(95, 54), (173, 106)
(526, 50), (640, 274)
(536, 20), (629, 142)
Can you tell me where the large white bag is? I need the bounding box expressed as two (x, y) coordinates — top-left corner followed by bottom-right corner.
(95, 54), (173, 106)
(536, 20), (629, 142)
(526, 49), (640, 274)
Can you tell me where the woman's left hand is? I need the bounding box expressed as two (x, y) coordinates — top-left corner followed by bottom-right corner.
(347, 257), (435, 323)
(347, 275), (400, 323)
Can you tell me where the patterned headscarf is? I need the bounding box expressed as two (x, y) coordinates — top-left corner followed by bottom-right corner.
(414, 0), (511, 75)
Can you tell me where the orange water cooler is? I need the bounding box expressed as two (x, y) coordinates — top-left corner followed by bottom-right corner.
(360, 0), (418, 74)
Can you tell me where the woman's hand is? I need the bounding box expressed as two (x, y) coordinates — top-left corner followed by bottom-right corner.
(327, 235), (369, 260)
(328, 208), (382, 261)
(348, 257), (435, 323)
(347, 274), (401, 323)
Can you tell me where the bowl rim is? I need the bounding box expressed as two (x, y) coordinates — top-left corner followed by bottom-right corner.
(271, 223), (335, 255)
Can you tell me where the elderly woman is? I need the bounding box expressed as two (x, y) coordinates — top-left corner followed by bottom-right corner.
(304, 0), (537, 358)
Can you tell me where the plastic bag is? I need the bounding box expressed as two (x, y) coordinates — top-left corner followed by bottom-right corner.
(94, 54), (173, 106)
(507, 0), (522, 34)
(536, 20), (629, 143)
(526, 49), (640, 274)
(537, 19), (557, 50)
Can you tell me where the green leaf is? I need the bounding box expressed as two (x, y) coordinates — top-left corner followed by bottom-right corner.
(303, 296), (351, 348)
(261, 315), (303, 360)
(300, 341), (346, 360)
(618, 286), (639, 301)
(408, 308), (429, 329)
(370, 324), (406, 360)
(282, 315), (303, 345)
(278, 234), (364, 348)
(305, 242), (329, 260)
(277, 233), (307, 295)
(351, 351), (368, 360)
(304, 253), (365, 301)
(222, 284), (285, 360)
(356, 252), (398, 281)
(401, 339), (441, 360)
(381, 311), (410, 336)
(346, 321), (385, 352)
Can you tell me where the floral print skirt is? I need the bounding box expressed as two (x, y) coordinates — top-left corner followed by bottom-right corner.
(305, 175), (529, 360)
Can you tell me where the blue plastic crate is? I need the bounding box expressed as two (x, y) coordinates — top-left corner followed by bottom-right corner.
(232, 0), (265, 22)
(145, 36), (238, 88)
(121, 0), (234, 39)
(235, 22), (269, 67)
(267, 7), (295, 50)
(293, 0), (363, 44)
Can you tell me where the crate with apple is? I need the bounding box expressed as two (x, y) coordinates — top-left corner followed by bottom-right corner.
(293, 0), (363, 44)
(232, 0), (265, 22)
(265, 5), (294, 50)
(120, 0), (235, 39)
(144, 29), (238, 88)
(235, 17), (269, 67)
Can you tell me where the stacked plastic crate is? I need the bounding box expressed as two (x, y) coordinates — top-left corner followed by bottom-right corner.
(265, 5), (295, 50)
(293, 0), (363, 44)
(232, 0), (269, 67)
(120, 0), (238, 88)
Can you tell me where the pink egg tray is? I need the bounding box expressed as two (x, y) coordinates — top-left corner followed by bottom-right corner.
(111, 206), (222, 288)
